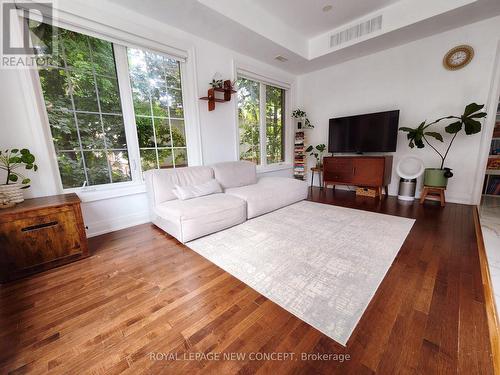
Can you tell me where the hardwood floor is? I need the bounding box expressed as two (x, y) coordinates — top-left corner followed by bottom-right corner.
(0, 188), (493, 374)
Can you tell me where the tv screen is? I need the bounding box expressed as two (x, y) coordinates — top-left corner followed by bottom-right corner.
(328, 110), (399, 153)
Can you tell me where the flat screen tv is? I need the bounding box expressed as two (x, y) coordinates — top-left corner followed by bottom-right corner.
(328, 110), (399, 153)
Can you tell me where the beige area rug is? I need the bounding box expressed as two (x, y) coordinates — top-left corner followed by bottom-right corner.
(187, 200), (415, 345)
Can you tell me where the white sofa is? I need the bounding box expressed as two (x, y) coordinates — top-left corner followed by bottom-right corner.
(145, 161), (308, 243)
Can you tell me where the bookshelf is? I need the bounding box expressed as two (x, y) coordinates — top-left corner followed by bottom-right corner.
(294, 130), (306, 180)
(482, 99), (500, 197)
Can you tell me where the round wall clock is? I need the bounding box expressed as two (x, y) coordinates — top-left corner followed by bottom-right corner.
(443, 45), (474, 70)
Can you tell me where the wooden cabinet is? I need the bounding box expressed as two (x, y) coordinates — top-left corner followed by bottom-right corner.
(323, 156), (393, 195)
(0, 193), (89, 283)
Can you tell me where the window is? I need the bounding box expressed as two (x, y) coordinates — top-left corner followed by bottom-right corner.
(127, 48), (187, 172)
(34, 25), (130, 188)
(237, 77), (285, 166)
(31, 23), (189, 189)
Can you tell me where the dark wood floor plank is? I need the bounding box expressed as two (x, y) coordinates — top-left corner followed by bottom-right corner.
(0, 188), (493, 374)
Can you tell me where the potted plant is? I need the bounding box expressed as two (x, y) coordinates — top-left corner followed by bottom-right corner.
(399, 103), (487, 187)
(292, 109), (314, 129)
(0, 148), (38, 205)
(306, 144), (327, 168)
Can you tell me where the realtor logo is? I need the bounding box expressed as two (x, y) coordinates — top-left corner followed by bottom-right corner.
(1, 1), (54, 68)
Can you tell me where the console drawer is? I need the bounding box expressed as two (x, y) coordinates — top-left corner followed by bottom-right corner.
(323, 158), (353, 183)
(0, 208), (82, 270)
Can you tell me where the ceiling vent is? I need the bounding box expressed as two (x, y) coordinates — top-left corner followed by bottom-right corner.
(275, 55), (288, 62)
(330, 15), (383, 48)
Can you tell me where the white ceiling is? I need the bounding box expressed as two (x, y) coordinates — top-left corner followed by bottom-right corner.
(252, 0), (401, 38)
(108, 0), (500, 74)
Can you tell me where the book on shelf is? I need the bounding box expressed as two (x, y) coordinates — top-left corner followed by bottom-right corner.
(485, 175), (500, 195)
(487, 157), (500, 170)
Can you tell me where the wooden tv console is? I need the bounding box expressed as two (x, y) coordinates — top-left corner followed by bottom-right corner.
(323, 155), (393, 196)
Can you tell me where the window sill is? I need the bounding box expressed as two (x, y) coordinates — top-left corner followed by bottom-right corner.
(68, 183), (147, 203)
(256, 163), (293, 174)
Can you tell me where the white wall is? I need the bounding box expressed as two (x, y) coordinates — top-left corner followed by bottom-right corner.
(0, 0), (295, 236)
(2, 1), (499, 239)
(298, 15), (500, 204)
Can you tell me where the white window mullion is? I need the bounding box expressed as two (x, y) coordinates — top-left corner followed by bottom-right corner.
(113, 44), (142, 182)
(259, 83), (267, 166)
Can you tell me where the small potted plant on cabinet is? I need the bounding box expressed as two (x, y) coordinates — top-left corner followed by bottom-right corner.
(399, 103), (487, 187)
(0, 148), (38, 206)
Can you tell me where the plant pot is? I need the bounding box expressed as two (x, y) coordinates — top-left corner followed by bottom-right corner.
(423, 168), (448, 188)
(0, 184), (25, 205)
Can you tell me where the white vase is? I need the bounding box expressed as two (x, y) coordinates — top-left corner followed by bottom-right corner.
(0, 184), (25, 204)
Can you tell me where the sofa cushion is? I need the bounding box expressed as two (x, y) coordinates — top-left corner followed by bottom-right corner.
(153, 193), (246, 242)
(173, 179), (222, 200)
(225, 177), (308, 219)
(212, 161), (257, 189)
(144, 166), (214, 206)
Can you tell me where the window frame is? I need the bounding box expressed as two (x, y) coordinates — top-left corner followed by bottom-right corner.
(236, 73), (290, 170)
(19, 12), (202, 197)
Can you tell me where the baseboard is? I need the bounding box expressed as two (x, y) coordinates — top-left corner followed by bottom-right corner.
(473, 207), (500, 373)
(320, 184), (475, 205)
(85, 211), (151, 237)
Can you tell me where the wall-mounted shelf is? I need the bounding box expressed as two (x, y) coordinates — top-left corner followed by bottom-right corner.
(199, 80), (237, 111)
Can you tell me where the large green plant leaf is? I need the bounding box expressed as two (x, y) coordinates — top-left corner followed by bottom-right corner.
(21, 153), (35, 164)
(8, 156), (22, 163)
(463, 118), (482, 135)
(316, 144), (326, 152)
(424, 132), (443, 142)
(470, 112), (487, 119)
(463, 103), (484, 117)
(400, 122), (426, 148)
(445, 121), (462, 134)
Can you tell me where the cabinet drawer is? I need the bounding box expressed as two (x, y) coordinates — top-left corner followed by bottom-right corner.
(0, 208), (82, 270)
(324, 158), (353, 183)
(352, 158), (385, 186)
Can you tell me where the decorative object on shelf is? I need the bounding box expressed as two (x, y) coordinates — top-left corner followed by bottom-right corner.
(209, 72), (224, 89)
(305, 143), (326, 168)
(443, 45), (474, 71)
(399, 102), (487, 188)
(200, 79), (237, 111)
(0, 148), (38, 206)
(294, 131), (306, 180)
(292, 109), (314, 129)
